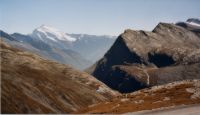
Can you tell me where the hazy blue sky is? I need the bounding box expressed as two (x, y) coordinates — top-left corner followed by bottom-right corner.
(1, 0), (200, 35)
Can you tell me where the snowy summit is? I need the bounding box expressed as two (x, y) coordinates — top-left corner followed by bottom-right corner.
(31, 25), (76, 42)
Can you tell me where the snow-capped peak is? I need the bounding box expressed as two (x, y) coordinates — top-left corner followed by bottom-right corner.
(32, 25), (76, 42)
(186, 18), (200, 27)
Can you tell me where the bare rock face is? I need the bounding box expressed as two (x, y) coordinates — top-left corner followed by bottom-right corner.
(0, 40), (119, 114)
(91, 23), (200, 93)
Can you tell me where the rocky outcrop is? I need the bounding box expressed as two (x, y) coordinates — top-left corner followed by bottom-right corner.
(91, 23), (200, 93)
(1, 40), (119, 113)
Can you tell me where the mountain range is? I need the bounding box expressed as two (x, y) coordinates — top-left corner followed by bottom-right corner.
(1, 25), (116, 70)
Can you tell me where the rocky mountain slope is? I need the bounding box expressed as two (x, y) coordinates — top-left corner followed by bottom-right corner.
(90, 22), (200, 93)
(75, 79), (200, 114)
(1, 40), (119, 113)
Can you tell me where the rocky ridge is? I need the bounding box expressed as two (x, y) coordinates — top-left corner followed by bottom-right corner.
(91, 23), (200, 93)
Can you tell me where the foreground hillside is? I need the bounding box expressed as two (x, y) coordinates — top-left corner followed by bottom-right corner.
(75, 79), (200, 114)
(1, 40), (118, 113)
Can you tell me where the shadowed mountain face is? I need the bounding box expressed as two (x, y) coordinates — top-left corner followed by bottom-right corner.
(90, 23), (200, 93)
(0, 40), (119, 114)
(148, 53), (175, 67)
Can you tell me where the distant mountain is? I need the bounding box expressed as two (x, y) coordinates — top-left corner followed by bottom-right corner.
(176, 18), (200, 36)
(69, 34), (116, 62)
(30, 25), (75, 50)
(89, 22), (200, 93)
(0, 30), (18, 41)
(1, 40), (119, 113)
(32, 25), (76, 42)
(187, 18), (200, 25)
(1, 30), (91, 70)
(0, 25), (116, 70)
(30, 25), (116, 62)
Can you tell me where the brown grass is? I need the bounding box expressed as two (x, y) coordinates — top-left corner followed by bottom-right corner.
(1, 41), (118, 113)
(75, 80), (200, 114)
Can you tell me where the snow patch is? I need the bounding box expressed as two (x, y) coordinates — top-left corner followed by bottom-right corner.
(77, 34), (85, 39)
